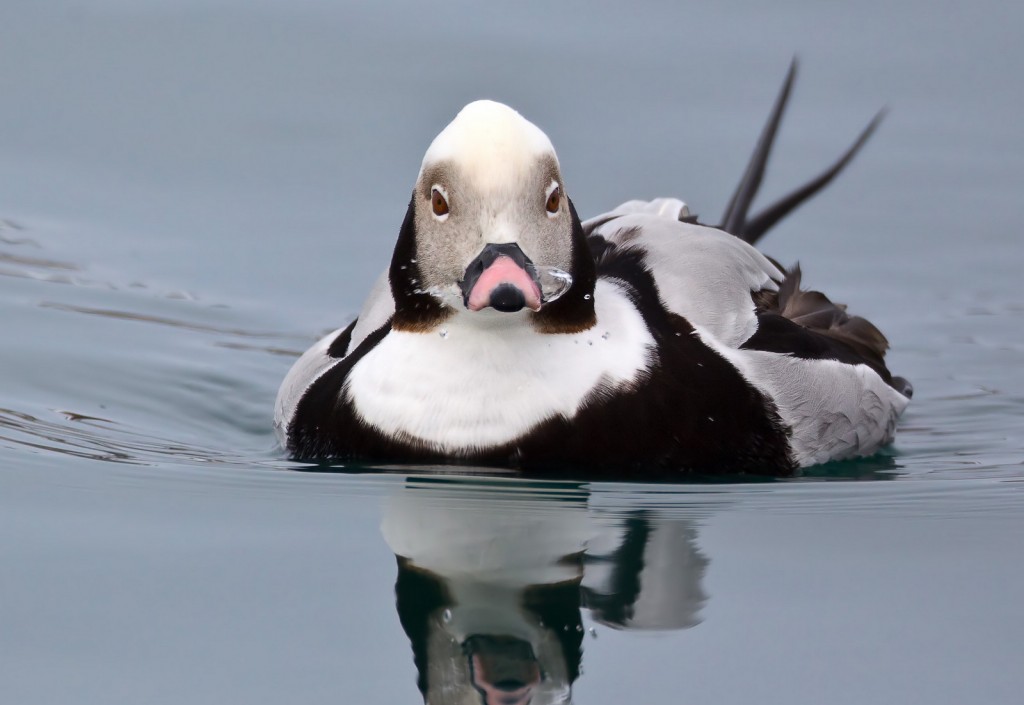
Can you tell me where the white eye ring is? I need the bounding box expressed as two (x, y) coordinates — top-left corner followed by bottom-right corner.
(545, 180), (561, 218)
(430, 184), (450, 222)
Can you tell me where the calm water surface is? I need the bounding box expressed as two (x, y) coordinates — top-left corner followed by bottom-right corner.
(1, 1), (1022, 703)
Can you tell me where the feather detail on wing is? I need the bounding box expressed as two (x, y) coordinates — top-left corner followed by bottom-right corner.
(585, 205), (782, 348)
(749, 263), (910, 394)
(758, 263), (887, 352)
(275, 269), (396, 441)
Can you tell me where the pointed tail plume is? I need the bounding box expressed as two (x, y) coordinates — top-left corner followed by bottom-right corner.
(719, 59), (884, 245)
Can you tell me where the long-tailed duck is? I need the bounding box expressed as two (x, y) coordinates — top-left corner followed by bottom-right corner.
(275, 65), (911, 477)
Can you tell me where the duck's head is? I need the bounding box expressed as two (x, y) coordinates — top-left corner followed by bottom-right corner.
(390, 100), (596, 332)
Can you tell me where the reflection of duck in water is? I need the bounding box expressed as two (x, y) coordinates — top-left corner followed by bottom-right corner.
(382, 478), (710, 703)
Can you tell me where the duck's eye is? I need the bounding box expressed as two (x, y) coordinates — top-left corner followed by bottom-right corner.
(431, 188), (449, 218)
(546, 185), (561, 214)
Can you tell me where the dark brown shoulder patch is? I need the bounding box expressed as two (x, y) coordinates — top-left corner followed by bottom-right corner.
(389, 193), (455, 332)
(531, 199), (597, 334)
(746, 263), (900, 387)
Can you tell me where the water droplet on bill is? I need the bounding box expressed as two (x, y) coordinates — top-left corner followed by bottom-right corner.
(530, 265), (573, 304)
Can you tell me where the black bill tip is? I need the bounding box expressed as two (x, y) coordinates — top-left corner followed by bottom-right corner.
(488, 283), (527, 312)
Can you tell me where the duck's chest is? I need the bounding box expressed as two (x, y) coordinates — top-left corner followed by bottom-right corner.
(344, 282), (654, 452)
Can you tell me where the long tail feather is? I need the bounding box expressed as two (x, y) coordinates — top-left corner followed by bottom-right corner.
(719, 59), (797, 237)
(741, 109), (885, 244)
(719, 60), (885, 245)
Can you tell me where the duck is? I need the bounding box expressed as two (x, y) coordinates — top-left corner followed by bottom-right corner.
(275, 64), (912, 477)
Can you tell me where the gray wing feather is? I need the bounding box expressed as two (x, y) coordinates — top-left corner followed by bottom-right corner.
(588, 204), (783, 348)
(274, 269), (396, 442)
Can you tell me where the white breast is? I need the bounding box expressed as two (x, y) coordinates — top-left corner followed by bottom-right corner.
(345, 279), (655, 453)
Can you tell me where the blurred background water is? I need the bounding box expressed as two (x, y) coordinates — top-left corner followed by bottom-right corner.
(1, 1), (1022, 703)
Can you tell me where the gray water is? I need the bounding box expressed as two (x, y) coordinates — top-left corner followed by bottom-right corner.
(2, 1), (1023, 703)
